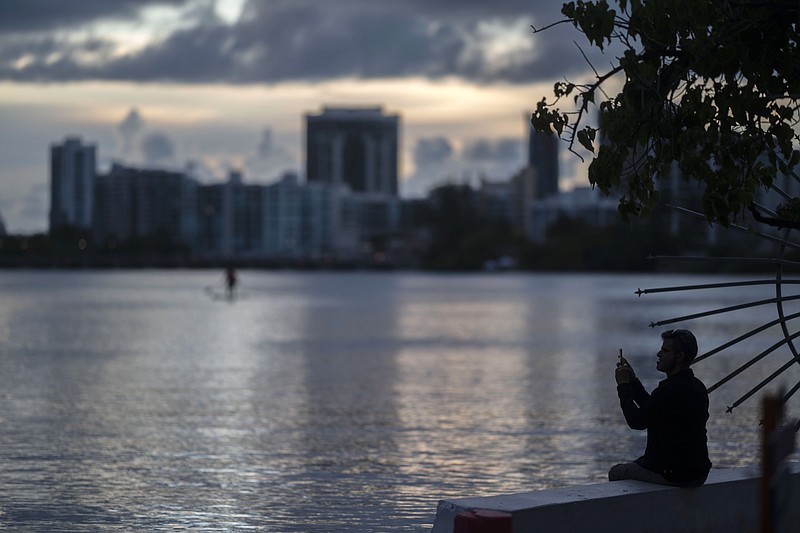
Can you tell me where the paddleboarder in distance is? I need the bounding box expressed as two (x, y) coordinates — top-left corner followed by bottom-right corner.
(609, 329), (712, 487)
(225, 266), (237, 299)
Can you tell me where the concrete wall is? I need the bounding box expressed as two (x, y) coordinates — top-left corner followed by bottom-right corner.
(431, 464), (800, 533)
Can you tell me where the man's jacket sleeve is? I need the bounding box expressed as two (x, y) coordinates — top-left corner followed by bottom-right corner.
(617, 378), (661, 430)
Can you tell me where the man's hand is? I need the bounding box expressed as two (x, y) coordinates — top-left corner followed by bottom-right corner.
(615, 355), (636, 384)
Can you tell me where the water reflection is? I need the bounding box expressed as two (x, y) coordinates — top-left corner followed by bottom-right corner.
(0, 271), (794, 531)
(287, 274), (405, 530)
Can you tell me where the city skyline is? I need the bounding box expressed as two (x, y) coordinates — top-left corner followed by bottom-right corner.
(0, 0), (613, 234)
(46, 121), (576, 265)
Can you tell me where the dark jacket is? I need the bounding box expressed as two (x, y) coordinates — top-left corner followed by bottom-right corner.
(617, 368), (712, 483)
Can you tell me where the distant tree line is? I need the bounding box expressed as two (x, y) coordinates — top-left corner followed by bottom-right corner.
(417, 184), (782, 272)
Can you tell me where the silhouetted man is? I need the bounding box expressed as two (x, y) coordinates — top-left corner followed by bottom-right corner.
(609, 329), (712, 487)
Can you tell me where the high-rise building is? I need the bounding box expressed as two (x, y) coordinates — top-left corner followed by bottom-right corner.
(92, 164), (197, 248)
(50, 137), (96, 233)
(196, 182), (228, 257)
(528, 128), (559, 199)
(335, 192), (401, 259)
(306, 106), (399, 196)
(198, 170), (264, 258)
(264, 172), (307, 258)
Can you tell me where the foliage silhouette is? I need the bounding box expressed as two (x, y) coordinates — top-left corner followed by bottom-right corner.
(532, 0), (800, 225)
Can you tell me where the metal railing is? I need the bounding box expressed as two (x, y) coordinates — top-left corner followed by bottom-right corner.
(639, 204), (800, 431)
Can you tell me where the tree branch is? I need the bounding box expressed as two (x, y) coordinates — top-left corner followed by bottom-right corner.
(530, 20), (571, 34)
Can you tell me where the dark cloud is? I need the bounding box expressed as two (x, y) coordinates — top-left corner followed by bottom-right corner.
(0, 0), (192, 32)
(0, 0), (605, 85)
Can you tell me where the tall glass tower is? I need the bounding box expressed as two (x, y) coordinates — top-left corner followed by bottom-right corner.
(305, 107), (399, 196)
(49, 137), (96, 233)
(528, 128), (559, 199)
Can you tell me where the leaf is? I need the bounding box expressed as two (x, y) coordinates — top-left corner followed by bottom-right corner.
(577, 127), (597, 152)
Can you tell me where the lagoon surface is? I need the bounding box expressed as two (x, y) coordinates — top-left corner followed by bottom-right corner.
(1, 270), (799, 531)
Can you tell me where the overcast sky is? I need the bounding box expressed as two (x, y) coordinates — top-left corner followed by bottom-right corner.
(0, 0), (610, 233)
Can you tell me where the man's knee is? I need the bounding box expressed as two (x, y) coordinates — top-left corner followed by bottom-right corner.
(608, 462), (630, 481)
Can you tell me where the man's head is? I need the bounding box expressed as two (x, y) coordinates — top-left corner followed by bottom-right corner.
(658, 329), (697, 376)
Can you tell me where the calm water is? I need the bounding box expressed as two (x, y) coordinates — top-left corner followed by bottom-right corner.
(0, 270), (798, 531)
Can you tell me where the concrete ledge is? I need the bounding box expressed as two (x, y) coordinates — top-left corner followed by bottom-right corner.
(431, 464), (800, 533)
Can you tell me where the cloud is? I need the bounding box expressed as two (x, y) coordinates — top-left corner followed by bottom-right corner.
(184, 158), (221, 183)
(140, 132), (176, 166)
(403, 134), (526, 197)
(0, 182), (49, 235)
(462, 138), (523, 162)
(256, 128), (277, 159)
(455, 138), (525, 184)
(404, 137), (456, 196)
(246, 127), (298, 181)
(414, 137), (454, 169)
(18, 183), (49, 222)
(0, 0), (192, 32)
(118, 107), (144, 157)
(0, 0), (607, 85)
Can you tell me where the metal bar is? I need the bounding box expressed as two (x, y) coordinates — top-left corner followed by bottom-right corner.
(780, 380), (800, 406)
(649, 255), (800, 268)
(726, 358), (797, 413)
(693, 310), (800, 363)
(722, 226), (800, 414)
(648, 294), (800, 328)
(649, 205), (800, 417)
(636, 279), (800, 296)
(708, 328), (800, 395)
(666, 205), (800, 253)
(751, 201), (779, 218)
(770, 183), (793, 201)
(773, 230), (800, 386)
